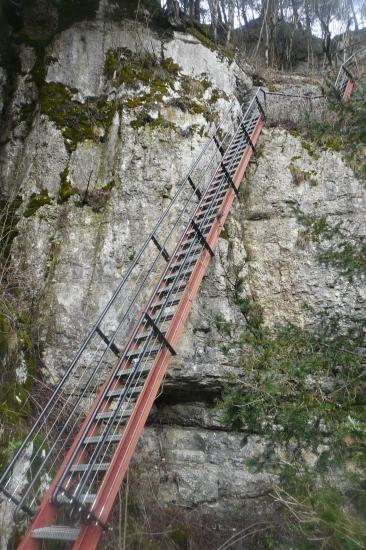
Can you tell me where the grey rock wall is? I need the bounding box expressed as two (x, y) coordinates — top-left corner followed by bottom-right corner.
(0, 7), (365, 536)
(131, 126), (365, 514)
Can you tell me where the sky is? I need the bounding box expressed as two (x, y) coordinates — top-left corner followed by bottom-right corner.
(160, 0), (366, 38)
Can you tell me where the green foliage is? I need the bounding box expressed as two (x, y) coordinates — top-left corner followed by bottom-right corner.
(58, 168), (78, 203)
(171, 528), (189, 549)
(293, 208), (334, 244)
(39, 82), (115, 151)
(232, 280), (264, 337)
(213, 313), (232, 337)
(276, 467), (366, 549)
(23, 189), (53, 217)
(219, 299), (366, 548)
(301, 83), (366, 180)
(294, 207), (365, 280)
(0, 194), (22, 259)
(0, 311), (36, 471)
(101, 180), (115, 192)
(318, 241), (366, 279)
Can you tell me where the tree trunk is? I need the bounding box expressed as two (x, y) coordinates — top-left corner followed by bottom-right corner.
(238, 0), (249, 26)
(348, 0), (358, 30)
(291, 0), (298, 24)
(194, 0), (200, 21)
(315, 0), (332, 66)
(220, 0), (228, 24)
(304, 0), (312, 67)
(167, 0), (181, 27)
(209, 0), (219, 41)
(226, 0), (234, 43)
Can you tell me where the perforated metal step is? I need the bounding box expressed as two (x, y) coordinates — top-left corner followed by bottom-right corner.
(32, 526), (80, 541)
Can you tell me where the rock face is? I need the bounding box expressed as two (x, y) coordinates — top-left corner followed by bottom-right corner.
(1, 15), (250, 378)
(131, 126), (365, 514)
(0, 3), (365, 542)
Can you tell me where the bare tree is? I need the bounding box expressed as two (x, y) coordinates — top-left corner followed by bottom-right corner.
(208, 0), (219, 41)
(227, 0), (235, 42)
(167, 0), (181, 26)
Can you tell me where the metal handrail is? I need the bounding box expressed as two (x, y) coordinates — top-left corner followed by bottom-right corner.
(1, 90), (262, 516)
(335, 45), (366, 92)
(50, 89), (265, 510)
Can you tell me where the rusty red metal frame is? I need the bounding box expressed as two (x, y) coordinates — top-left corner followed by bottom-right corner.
(343, 80), (354, 101)
(18, 114), (264, 550)
(71, 116), (265, 549)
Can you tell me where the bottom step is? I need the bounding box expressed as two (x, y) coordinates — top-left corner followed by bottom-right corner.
(32, 526), (80, 541)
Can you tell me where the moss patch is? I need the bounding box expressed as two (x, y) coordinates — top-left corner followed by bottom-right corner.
(19, 101), (37, 128)
(130, 111), (175, 130)
(300, 140), (319, 159)
(58, 167), (78, 203)
(24, 189), (53, 217)
(39, 82), (115, 151)
(104, 47), (225, 128)
(104, 48), (177, 93)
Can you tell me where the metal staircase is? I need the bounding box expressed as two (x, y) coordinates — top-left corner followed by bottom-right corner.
(335, 44), (366, 99)
(0, 59), (357, 549)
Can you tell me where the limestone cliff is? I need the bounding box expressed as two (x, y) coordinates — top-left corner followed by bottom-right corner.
(0, 1), (365, 548)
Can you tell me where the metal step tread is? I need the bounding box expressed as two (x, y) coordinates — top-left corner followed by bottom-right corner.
(151, 293), (181, 310)
(125, 344), (161, 359)
(57, 493), (96, 505)
(172, 252), (200, 268)
(32, 526), (81, 541)
(96, 407), (134, 420)
(107, 384), (143, 398)
(117, 364), (151, 378)
(163, 268), (192, 283)
(70, 462), (109, 472)
(156, 279), (186, 295)
(174, 244), (202, 258)
(84, 433), (122, 445)
(200, 195), (225, 210)
(204, 188), (227, 201)
(186, 222), (212, 238)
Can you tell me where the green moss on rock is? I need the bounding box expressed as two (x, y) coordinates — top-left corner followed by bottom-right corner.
(39, 82), (115, 151)
(104, 48), (177, 93)
(301, 140), (319, 158)
(58, 167), (78, 203)
(24, 189), (53, 217)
